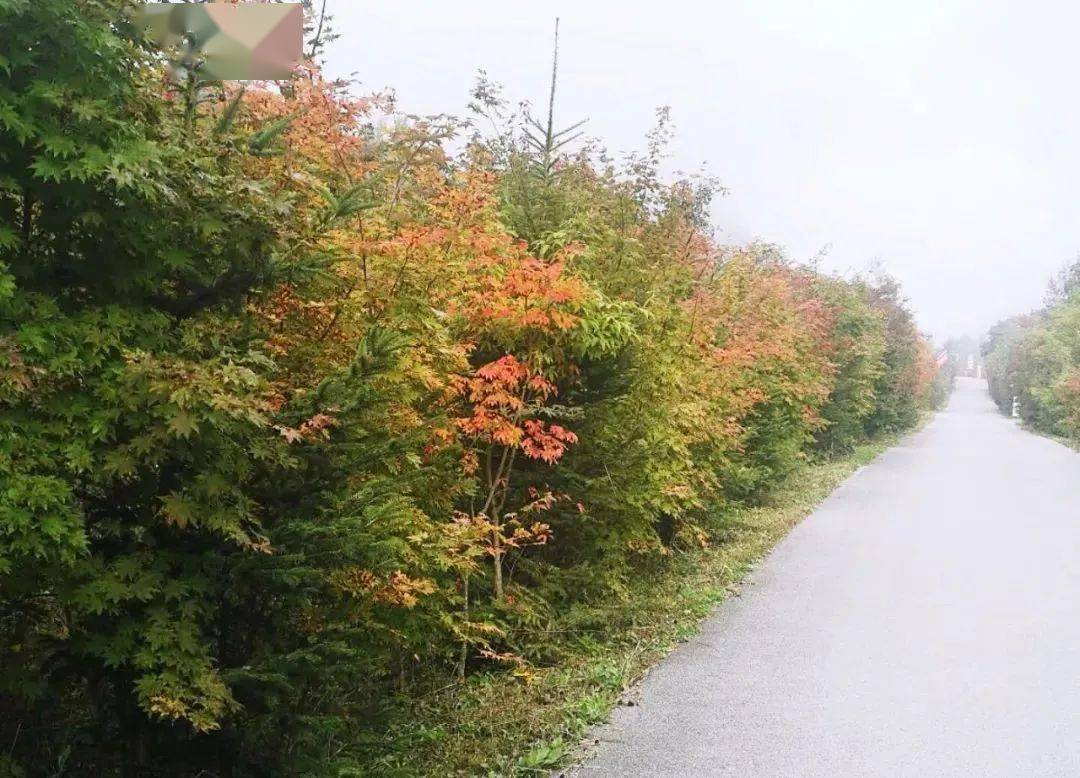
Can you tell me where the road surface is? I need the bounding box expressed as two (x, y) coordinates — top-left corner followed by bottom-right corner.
(573, 377), (1080, 777)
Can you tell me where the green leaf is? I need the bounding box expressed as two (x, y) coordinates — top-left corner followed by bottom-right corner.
(29, 155), (66, 183)
(167, 411), (199, 438)
(214, 87), (246, 136)
(248, 112), (300, 155)
(160, 494), (195, 528)
(0, 224), (19, 250)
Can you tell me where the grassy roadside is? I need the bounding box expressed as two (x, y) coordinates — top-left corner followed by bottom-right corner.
(1014, 416), (1079, 451)
(377, 425), (922, 776)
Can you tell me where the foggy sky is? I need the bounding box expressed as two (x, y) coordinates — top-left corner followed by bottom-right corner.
(322, 0), (1080, 341)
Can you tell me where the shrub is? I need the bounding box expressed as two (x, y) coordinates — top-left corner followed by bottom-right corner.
(0, 4), (940, 773)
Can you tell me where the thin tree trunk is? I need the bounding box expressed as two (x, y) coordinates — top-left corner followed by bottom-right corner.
(458, 575), (470, 678)
(491, 534), (503, 600)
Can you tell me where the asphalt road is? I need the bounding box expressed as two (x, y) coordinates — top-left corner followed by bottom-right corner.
(573, 377), (1080, 777)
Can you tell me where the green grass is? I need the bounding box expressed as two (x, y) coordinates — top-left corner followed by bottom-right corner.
(376, 429), (914, 776)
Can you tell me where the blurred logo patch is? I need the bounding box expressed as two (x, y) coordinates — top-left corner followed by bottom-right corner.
(136, 3), (302, 80)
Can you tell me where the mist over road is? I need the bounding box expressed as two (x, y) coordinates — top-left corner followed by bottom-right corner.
(576, 377), (1080, 777)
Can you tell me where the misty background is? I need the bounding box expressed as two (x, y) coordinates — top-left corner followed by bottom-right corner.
(322, 0), (1080, 341)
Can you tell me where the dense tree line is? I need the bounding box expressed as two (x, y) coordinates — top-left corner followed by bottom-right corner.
(0, 2), (942, 774)
(983, 260), (1080, 438)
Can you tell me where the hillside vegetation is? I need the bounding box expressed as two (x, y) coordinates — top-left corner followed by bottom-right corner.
(983, 260), (1080, 441)
(0, 2), (942, 774)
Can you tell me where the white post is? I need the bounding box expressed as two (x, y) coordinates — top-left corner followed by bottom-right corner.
(1012, 396), (1020, 419)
